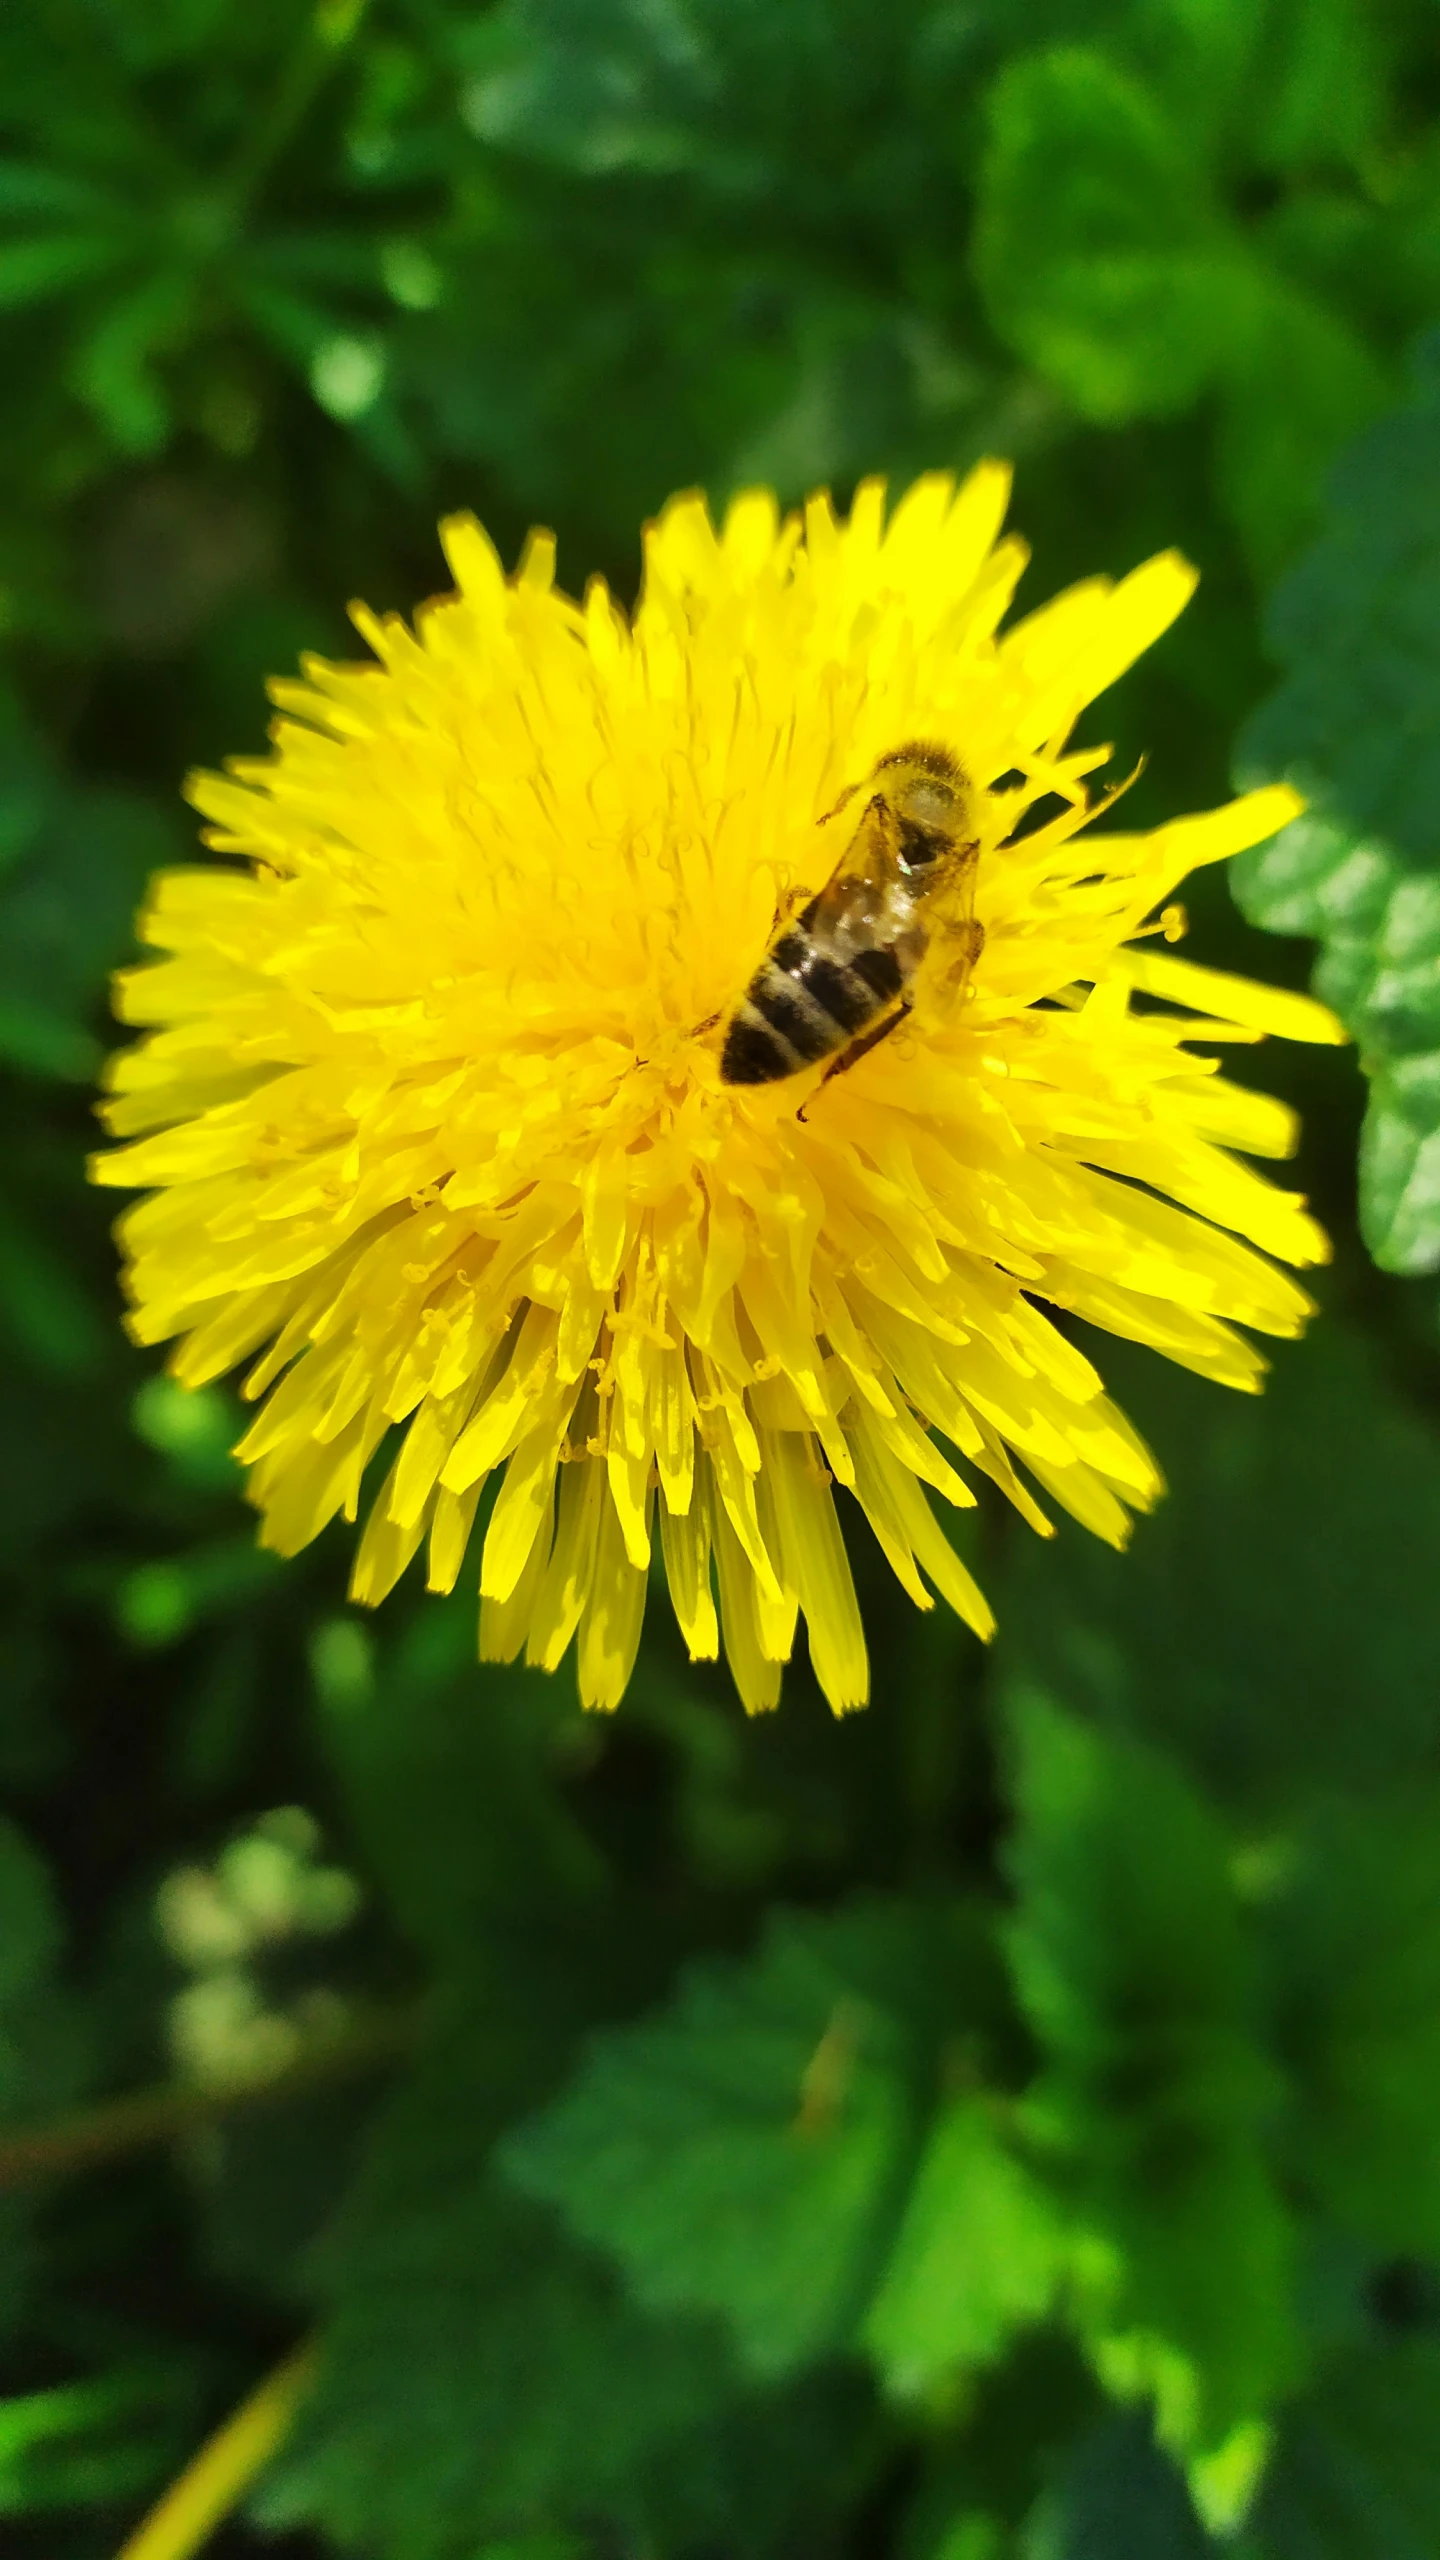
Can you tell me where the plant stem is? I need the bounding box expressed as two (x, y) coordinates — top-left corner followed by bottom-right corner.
(222, 0), (372, 226)
(0, 2004), (418, 2190)
(114, 2340), (317, 2560)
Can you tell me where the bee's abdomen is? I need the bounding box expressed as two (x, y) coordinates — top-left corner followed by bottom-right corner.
(720, 930), (901, 1085)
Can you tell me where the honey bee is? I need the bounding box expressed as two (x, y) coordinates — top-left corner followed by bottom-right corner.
(720, 742), (983, 1089)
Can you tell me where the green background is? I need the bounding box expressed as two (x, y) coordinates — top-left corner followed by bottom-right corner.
(6, 2), (1440, 2553)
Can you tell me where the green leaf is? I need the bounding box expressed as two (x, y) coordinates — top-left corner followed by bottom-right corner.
(0, 689), (175, 1085)
(0, 1195), (107, 1373)
(0, 1819), (84, 2343)
(0, 160), (120, 221)
(1003, 1691), (1296, 2479)
(974, 35), (1389, 561)
(1261, 1790), (1440, 2261)
(318, 1604), (607, 1966)
(69, 270), (191, 454)
(194, 2082), (384, 2311)
(1235, 342), (1440, 1266)
(471, 2538), (586, 2560)
(864, 2092), (1063, 2399)
(258, 2004), (879, 2558)
(453, 0), (952, 201)
(0, 684), (49, 873)
(503, 1896), (1011, 2380)
(1234, 811), (1440, 1271)
(1358, 1057), (1440, 1275)
(1103, 0), (1386, 184)
(238, 275), (354, 367)
(899, 2336), (1105, 2555)
(1023, 2412), (1212, 2560)
(0, 1818), (84, 2136)
(1239, 343), (1440, 865)
(993, 1323), (1440, 1809)
(913, 2521), (1004, 2560)
(116, 1537), (282, 1648)
(0, 1813), (59, 2014)
(0, 2361), (202, 2516)
(0, 230), (128, 312)
(1215, 281), (1388, 579)
(1111, 0), (1263, 156)
(0, 998), (98, 1081)
(1243, 2340), (1440, 2560)
(974, 47), (1243, 423)
(130, 1375), (241, 1494)
(1244, 0), (1389, 180)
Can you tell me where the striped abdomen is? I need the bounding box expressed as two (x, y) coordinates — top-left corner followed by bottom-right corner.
(720, 922), (908, 1086)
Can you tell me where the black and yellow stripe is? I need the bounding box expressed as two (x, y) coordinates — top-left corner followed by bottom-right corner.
(721, 929), (903, 1085)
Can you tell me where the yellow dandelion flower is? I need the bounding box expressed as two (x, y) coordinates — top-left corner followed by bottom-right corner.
(90, 464), (1343, 1716)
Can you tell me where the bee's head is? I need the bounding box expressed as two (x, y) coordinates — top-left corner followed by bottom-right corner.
(874, 741), (969, 869)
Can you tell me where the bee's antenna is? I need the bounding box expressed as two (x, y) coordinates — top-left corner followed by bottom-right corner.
(816, 779), (861, 827)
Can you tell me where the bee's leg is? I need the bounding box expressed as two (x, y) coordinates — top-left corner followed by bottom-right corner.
(775, 879), (818, 932)
(922, 915), (985, 1017)
(941, 914), (985, 974)
(828, 999), (912, 1081)
(945, 916), (985, 965)
(797, 1001), (911, 1120)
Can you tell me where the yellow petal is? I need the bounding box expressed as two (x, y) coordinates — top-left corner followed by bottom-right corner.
(1114, 946), (1347, 1045)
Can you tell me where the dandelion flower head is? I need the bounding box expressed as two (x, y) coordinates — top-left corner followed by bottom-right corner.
(92, 464), (1341, 1713)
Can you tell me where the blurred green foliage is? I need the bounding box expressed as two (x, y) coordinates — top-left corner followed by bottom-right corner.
(6, 1), (1440, 2555)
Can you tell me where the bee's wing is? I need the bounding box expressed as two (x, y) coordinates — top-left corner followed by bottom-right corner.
(802, 791), (903, 935)
(913, 840), (984, 1020)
